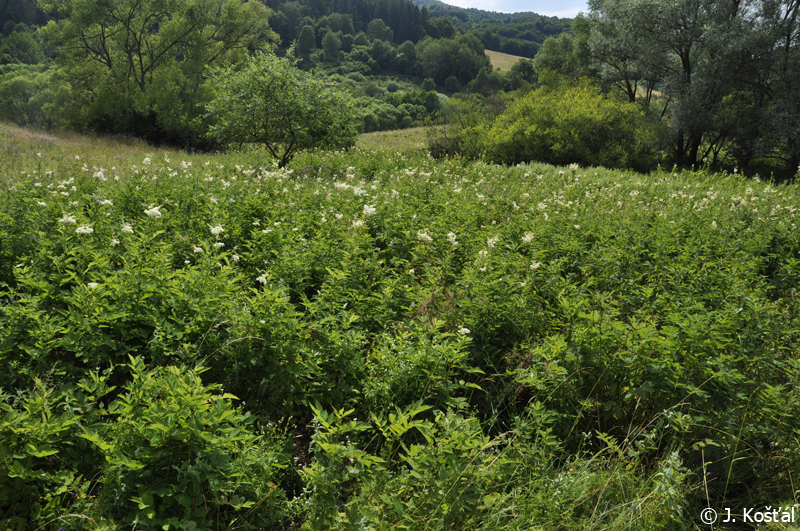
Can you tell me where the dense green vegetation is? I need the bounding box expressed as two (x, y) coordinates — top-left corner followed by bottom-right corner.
(529, 0), (800, 176)
(1, 1), (800, 525)
(0, 0), (558, 145)
(207, 53), (360, 167)
(429, 0), (800, 177)
(1, 123), (799, 529)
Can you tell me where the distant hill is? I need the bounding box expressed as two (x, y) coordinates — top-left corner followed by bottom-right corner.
(410, 0), (572, 57)
(412, 0), (558, 20)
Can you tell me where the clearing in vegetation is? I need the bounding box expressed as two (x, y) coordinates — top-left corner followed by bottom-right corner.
(1, 122), (799, 530)
(485, 49), (530, 71)
(356, 126), (430, 151)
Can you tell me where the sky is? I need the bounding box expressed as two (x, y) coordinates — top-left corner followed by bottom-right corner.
(439, 0), (589, 18)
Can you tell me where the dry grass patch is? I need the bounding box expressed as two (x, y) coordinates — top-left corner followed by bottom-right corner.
(485, 49), (529, 71)
(356, 126), (430, 152)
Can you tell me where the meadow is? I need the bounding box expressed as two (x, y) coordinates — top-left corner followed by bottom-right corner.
(1, 121), (799, 530)
(485, 49), (530, 71)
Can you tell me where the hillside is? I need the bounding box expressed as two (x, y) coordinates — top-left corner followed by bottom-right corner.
(411, 0), (572, 57)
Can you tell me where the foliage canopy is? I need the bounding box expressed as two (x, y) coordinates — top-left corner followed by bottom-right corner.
(538, 0), (800, 174)
(38, 0), (276, 147)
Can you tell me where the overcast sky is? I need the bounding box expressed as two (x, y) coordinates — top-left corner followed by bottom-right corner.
(440, 0), (588, 18)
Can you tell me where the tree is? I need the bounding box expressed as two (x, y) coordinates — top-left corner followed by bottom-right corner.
(0, 66), (66, 129)
(207, 52), (361, 168)
(533, 32), (591, 83)
(504, 59), (537, 90)
(575, 0), (800, 171)
(296, 24), (317, 66)
(37, 0), (276, 147)
(367, 19), (393, 42)
(321, 29), (341, 63)
(0, 23), (44, 64)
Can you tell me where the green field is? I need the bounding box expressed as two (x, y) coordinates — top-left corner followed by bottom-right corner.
(356, 126), (431, 151)
(2, 122), (799, 530)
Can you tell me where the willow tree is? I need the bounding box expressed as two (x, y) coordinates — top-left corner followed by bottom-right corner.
(574, 0), (800, 170)
(38, 0), (277, 147)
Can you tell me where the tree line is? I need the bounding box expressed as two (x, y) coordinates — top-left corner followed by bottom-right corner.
(536, 0), (800, 175)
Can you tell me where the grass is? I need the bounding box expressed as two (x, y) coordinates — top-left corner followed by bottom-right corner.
(485, 49), (530, 71)
(356, 125), (430, 151)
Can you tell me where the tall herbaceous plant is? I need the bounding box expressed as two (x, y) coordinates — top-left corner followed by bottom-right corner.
(1, 126), (799, 529)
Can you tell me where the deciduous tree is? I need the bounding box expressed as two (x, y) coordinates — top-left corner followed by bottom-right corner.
(207, 52), (360, 167)
(38, 0), (276, 147)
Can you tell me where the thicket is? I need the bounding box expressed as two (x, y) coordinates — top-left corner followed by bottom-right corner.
(532, 0), (800, 177)
(429, 80), (667, 171)
(1, 124), (799, 529)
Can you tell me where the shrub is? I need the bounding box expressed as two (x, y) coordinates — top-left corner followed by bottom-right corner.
(483, 80), (664, 171)
(94, 357), (293, 529)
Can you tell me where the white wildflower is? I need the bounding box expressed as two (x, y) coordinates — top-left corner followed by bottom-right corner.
(121, 223), (134, 233)
(142, 157), (152, 166)
(58, 214), (77, 224)
(213, 242), (225, 248)
(75, 225), (93, 235)
(363, 205), (377, 216)
(210, 225), (224, 237)
(417, 232), (433, 244)
(88, 282), (99, 289)
(352, 220), (365, 229)
(110, 238), (119, 246)
(447, 232), (458, 247)
(256, 275), (267, 285)
(522, 232), (534, 245)
(487, 236), (499, 248)
(192, 246), (203, 253)
(530, 262), (542, 270)
(37, 201), (47, 207)
(457, 327), (470, 335)
(144, 206), (162, 219)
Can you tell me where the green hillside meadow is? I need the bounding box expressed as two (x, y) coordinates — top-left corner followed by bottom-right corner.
(1, 122), (800, 529)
